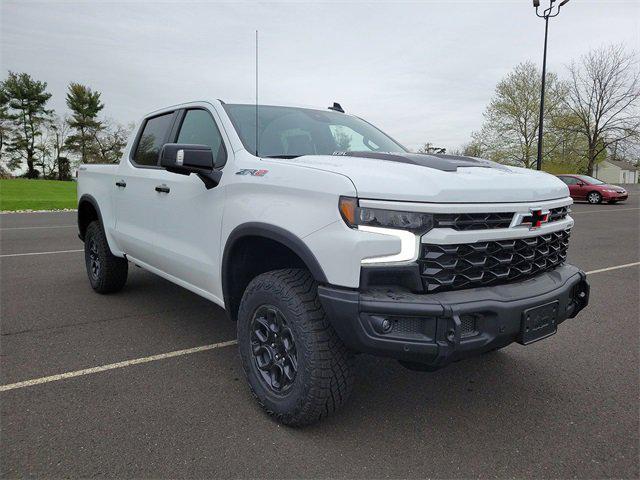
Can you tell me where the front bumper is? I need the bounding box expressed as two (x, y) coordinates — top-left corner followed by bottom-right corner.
(318, 264), (589, 369)
(603, 191), (628, 201)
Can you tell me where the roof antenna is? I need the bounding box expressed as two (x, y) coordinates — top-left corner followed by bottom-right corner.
(328, 102), (344, 113)
(255, 30), (259, 157)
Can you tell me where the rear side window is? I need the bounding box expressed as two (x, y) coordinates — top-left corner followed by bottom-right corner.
(133, 112), (175, 166)
(560, 176), (578, 185)
(177, 109), (227, 167)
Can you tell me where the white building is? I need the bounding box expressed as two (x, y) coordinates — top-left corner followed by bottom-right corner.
(593, 160), (639, 184)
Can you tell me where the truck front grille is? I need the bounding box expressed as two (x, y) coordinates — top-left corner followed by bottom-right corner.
(419, 230), (571, 293)
(433, 206), (569, 231)
(434, 212), (513, 230)
(547, 206), (570, 222)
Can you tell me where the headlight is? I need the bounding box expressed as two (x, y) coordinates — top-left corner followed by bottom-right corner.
(603, 189), (618, 193)
(339, 197), (434, 233)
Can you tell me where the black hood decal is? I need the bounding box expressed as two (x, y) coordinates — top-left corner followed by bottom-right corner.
(333, 151), (494, 172)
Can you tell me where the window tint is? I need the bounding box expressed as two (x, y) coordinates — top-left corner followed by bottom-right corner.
(560, 176), (578, 185)
(177, 109), (227, 166)
(222, 104), (406, 158)
(133, 113), (175, 166)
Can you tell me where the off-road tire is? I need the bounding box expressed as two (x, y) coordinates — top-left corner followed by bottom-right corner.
(587, 191), (602, 204)
(237, 268), (355, 427)
(84, 221), (128, 294)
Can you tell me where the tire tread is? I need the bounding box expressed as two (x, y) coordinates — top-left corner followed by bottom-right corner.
(238, 268), (354, 426)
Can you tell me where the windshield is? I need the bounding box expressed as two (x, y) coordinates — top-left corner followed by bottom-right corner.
(577, 175), (605, 185)
(223, 104), (406, 158)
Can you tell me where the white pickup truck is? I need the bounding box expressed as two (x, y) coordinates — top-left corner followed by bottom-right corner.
(77, 100), (590, 426)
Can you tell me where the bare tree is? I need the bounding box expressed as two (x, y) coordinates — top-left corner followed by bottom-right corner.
(91, 119), (132, 164)
(49, 115), (71, 179)
(416, 142), (446, 154)
(564, 44), (640, 175)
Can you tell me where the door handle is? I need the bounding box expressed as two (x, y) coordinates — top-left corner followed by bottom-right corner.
(155, 184), (170, 194)
(115, 180), (126, 188)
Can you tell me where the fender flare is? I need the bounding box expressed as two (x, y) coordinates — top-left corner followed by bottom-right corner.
(221, 222), (329, 306)
(77, 194), (104, 241)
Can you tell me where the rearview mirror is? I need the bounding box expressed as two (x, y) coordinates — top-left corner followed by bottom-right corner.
(159, 143), (222, 189)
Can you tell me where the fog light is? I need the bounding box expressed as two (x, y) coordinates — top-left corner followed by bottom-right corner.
(370, 315), (393, 334)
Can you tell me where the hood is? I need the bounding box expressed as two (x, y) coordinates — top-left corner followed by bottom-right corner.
(268, 152), (569, 203)
(601, 184), (625, 191)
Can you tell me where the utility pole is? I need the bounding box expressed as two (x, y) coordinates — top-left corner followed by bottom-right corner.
(533, 0), (571, 170)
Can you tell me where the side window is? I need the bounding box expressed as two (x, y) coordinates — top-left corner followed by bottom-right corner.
(177, 109), (227, 167)
(561, 176), (578, 185)
(133, 112), (175, 166)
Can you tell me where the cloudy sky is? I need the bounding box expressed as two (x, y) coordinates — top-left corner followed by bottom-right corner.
(1, 0), (638, 151)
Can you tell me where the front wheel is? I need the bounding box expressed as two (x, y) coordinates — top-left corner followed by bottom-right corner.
(84, 221), (128, 293)
(237, 269), (354, 426)
(587, 192), (602, 204)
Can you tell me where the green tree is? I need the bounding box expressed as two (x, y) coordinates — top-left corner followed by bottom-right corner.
(66, 82), (104, 163)
(2, 72), (53, 177)
(0, 83), (11, 176)
(471, 62), (566, 169)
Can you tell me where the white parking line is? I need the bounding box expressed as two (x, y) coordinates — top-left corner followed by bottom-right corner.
(572, 207), (640, 215)
(1, 261), (638, 394)
(0, 225), (75, 231)
(0, 340), (238, 393)
(585, 262), (640, 275)
(0, 249), (83, 258)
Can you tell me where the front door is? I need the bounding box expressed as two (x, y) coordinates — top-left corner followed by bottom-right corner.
(149, 107), (229, 300)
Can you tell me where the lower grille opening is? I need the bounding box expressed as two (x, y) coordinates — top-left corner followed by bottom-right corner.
(459, 314), (480, 338)
(420, 229), (571, 293)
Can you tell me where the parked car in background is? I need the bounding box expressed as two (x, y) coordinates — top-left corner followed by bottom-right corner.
(556, 174), (628, 204)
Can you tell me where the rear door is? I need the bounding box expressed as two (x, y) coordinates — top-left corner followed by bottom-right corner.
(113, 110), (178, 266)
(149, 106), (229, 299)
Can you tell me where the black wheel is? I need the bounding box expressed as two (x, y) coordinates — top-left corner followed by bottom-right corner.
(237, 269), (354, 426)
(84, 221), (128, 293)
(587, 191), (602, 204)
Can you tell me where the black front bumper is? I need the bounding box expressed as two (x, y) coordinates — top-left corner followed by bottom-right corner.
(318, 264), (589, 369)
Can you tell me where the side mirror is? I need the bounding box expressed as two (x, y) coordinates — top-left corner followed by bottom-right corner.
(577, 181), (585, 187)
(159, 143), (222, 189)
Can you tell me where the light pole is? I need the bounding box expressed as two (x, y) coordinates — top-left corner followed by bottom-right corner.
(533, 0), (570, 171)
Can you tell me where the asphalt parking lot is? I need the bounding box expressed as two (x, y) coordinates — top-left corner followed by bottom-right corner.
(1, 186), (639, 479)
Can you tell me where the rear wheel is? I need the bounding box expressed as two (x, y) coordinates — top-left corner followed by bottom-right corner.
(587, 191), (602, 204)
(237, 269), (354, 426)
(84, 221), (128, 293)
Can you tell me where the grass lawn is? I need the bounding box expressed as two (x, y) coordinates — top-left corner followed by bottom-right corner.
(0, 179), (77, 211)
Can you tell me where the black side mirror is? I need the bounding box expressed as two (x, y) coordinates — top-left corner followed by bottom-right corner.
(577, 181), (585, 186)
(159, 143), (222, 189)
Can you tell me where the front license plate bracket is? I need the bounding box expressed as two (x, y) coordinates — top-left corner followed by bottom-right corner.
(520, 301), (559, 345)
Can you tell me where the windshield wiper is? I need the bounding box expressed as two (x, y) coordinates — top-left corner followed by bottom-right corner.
(262, 155), (301, 159)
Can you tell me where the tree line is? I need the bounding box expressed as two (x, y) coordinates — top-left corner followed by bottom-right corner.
(0, 73), (131, 179)
(1, 43), (637, 180)
(442, 44), (640, 175)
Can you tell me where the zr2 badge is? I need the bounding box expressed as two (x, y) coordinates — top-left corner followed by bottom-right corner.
(235, 169), (268, 177)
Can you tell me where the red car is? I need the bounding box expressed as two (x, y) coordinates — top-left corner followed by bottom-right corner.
(556, 174), (628, 204)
